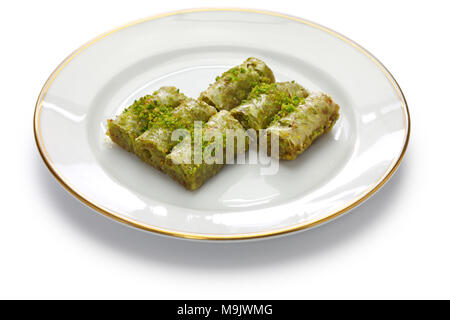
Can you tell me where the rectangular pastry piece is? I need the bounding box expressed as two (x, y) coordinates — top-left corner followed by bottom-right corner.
(199, 57), (275, 111)
(165, 110), (248, 190)
(134, 98), (217, 170)
(230, 81), (309, 130)
(107, 86), (186, 153)
(266, 93), (340, 160)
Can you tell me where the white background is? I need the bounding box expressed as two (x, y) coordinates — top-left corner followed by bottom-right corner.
(1, 0), (448, 299)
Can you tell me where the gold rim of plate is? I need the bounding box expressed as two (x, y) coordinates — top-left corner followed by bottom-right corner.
(33, 8), (411, 241)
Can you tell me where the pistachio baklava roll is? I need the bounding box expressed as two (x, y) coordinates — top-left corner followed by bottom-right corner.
(266, 93), (340, 160)
(107, 86), (186, 153)
(199, 57), (275, 111)
(165, 111), (247, 190)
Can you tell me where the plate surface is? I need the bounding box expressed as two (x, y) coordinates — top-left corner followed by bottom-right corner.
(34, 9), (410, 240)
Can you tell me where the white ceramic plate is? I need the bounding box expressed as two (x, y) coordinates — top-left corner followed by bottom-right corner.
(34, 9), (410, 241)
